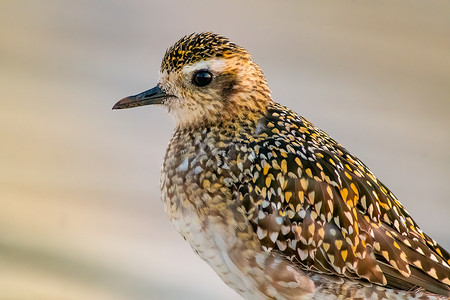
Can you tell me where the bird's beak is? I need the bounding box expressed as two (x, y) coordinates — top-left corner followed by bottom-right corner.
(112, 85), (167, 110)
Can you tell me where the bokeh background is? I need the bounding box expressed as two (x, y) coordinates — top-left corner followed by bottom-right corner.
(1, 1), (449, 299)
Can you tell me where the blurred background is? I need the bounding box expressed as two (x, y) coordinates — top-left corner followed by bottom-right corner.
(1, 1), (449, 299)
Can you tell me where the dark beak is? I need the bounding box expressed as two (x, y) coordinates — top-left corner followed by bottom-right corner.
(113, 85), (168, 110)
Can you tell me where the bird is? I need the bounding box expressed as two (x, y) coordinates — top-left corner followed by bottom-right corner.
(113, 32), (450, 299)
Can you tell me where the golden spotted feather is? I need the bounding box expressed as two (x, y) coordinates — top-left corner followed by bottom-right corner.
(229, 102), (450, 295)
(115, 32), (450, 299)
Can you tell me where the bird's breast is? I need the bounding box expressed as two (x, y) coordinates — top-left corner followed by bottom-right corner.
(159, 133), (276, 298)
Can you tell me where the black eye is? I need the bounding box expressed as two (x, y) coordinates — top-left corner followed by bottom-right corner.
(193, 70), (213, 87)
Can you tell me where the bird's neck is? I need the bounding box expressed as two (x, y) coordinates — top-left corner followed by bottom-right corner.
(174, 104), (270, 138)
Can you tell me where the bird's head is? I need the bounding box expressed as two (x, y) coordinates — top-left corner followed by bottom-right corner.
(113, 32), (272, 129)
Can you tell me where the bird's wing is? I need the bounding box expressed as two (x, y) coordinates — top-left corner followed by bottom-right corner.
(234, 103), (450, 295)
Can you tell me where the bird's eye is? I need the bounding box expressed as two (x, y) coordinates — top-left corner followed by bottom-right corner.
(193, 70), (213, 87)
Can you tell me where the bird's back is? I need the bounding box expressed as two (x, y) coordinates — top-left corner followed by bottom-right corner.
(230, 102), (450, 297)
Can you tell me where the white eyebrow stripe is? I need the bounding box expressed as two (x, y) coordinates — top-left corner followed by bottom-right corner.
(182, 58), (227, 75)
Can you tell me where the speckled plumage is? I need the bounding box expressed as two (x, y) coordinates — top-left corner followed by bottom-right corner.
(114, 33), (450, 300)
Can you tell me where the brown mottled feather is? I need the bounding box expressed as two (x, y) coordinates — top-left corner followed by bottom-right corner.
(117, 32), (450, 299)
(236, 103), (450, 295)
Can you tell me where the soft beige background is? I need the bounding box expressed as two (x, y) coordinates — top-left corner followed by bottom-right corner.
(1, 1), (449, 299)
